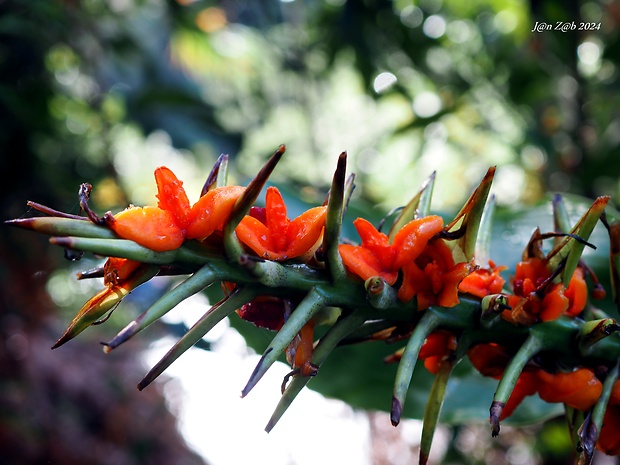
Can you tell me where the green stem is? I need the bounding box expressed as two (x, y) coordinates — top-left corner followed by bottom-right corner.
(237, 254), (324, 290)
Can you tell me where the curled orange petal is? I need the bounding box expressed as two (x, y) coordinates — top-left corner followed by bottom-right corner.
(339, 244), (399, 285)
(154, 166), (191, 228)
(110, 206), (185, 252)
(539, 283), (569, 321)
(235, 216), (275, 259)
(564, 267), (587, 317)
(392, 215), (444, 268)
(537, 368), (602, 411)
(186, 186), (246, 241)
(284, 206), (327, 258)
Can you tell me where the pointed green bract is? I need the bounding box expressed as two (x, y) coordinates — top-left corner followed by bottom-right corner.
(103, 264), (218, 352)
(578, 361), (620, 465)
(241, 287), (328, 397)
(8, 217), (118, 239)
(138, 287), (256, 390)
(391, 310), (441, 426)
(224, 145), (286, 259)
(553, 194), (571, 237)
(490, 333), (544, 437)
(547, 196), (609, 287)
(52, 264), (159, 349)
(388, 171), (436, 243)
(443, 166), (495, 260)
(265, 310), (370, 432)
(474, 194), (496, 267)
(324, 152), (347, 282)
(420, 356), (457, 465)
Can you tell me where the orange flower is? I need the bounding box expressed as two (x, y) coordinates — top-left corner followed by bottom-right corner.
(504, 257), (589, 324)
(537, 368), (602, 411)
(458, 260), (507, 298)
(418, 330), (457, 374)
(398, 239), (472, 309)
(339, 216), (455, 307)
(235, 186), (327, 260)
(108, 167), (245, 252)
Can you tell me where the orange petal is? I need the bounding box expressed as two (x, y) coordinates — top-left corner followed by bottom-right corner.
(235, 216), (275, 258)
(111, 206), (185, 252)
(265, 187), (289, 252)
(458, 270), (490, 298)
(398, 260), (429, 303)
(186, 186), (246, 241)
(293, 320), (316, 375)
(539, 284), (569, 321)
(339, 244), (398, 284)
(103, 258), (142, 286)
(392, 215), (444, 268)
(537, 368), (602, 410)
(598, 404), (620, 455)
(467, 343), (509, 379)
(418, 330), (456, 360)
(284, 206), (327, 258)
(154, 167), (191, 228)
(353, 218), (395, 266)
(437, 262), (472, 307)
(501, 371), (538, 420)
(564, 267), (587, 317)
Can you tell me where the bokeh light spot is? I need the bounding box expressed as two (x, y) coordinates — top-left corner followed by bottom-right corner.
(413, 91), (441, 118)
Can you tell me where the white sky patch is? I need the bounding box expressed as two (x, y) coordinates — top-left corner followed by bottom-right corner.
(143, 332), (372, 465)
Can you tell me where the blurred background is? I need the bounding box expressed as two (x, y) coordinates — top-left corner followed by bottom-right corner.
(1, 0), (619, 463)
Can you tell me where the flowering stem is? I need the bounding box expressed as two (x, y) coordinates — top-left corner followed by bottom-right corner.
(237, 254), (324, 290)
(138, 286), (257, 390)
(103, 264), (219, 352)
